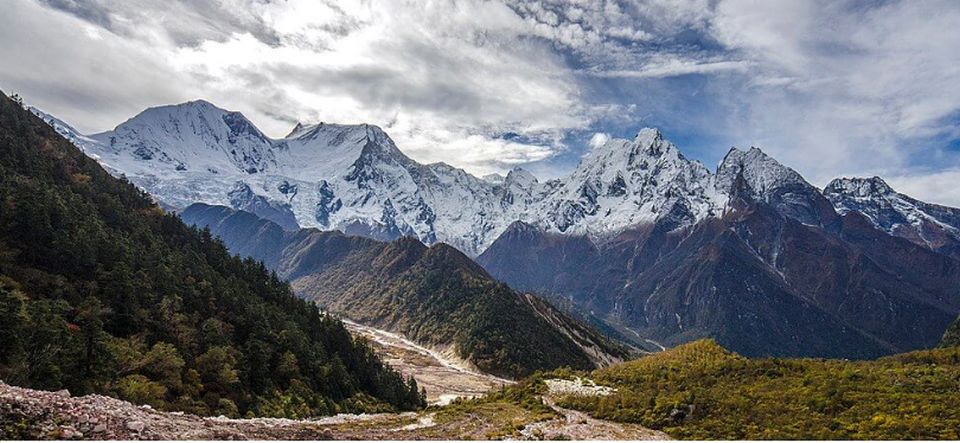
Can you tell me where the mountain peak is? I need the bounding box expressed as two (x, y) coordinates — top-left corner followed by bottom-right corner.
(825, 175), (960, 253)
(505, 167), (538, 186)
(183, 98), (217, 108)
(716, 145), (808, 196)
(362, 123), (392, 144)
(86, 98), (274, 175)
(634, 127), (662, 143)
(286, 121), (308, 138)
(481, 172), (506, 184)
(824, 176), (895, 198)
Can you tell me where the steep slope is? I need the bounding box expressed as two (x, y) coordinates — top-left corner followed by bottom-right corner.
(180, 203), (629, 378)
(0, 92), (424, 418)
(825, 176), (960, 258)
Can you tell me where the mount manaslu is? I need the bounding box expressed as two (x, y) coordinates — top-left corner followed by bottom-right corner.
(32, 100), (960, 258)
(33, 100), (960, 359)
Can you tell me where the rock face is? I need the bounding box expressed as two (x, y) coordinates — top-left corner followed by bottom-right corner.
(825, 176), (960, 259)
(0, 381), (668, 441)
(0, 381), (243, 439)
(180, 203), (629, 378)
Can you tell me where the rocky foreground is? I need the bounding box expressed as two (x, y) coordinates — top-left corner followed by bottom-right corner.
(1, 382), (360, 439)
(0, 381), (669, 440)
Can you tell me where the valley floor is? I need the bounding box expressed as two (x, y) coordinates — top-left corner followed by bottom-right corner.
(341, 319), (511, 405)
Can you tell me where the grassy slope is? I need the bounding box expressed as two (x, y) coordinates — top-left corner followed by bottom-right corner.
(552, 340), (960, 440)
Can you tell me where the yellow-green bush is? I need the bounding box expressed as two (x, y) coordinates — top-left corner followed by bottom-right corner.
(554, 340), (960, 440)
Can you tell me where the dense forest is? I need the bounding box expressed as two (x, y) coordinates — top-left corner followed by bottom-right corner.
(551, 340), (960, 439)
(0, 92), (425, 418)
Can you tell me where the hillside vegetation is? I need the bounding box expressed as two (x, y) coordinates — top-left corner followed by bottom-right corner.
(0, 92), (424, 418)
(553, 340), (960, 440)
(182, 203), (629, 378)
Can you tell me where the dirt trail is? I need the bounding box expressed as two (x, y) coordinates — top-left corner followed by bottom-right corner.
(518, 396), (669, 440)
(511, 378), (669, 440)
(342, 319), (511, 405)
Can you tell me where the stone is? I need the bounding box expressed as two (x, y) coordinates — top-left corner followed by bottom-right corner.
(59, 426), (81, 439)
(126, 420), (146, 432)
(92, 424), (107, 433)
(53, 389), (71, 398)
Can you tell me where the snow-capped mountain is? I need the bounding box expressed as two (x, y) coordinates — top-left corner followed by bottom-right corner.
(36, 99), (960, 258)
(44, 100), (521, 254)
(89, 100), (276, 175)
(532, 128), (724, 235)
(32, 98), (960, 361)
(717, 146), (841, 229)
(825, 177), (960, 257)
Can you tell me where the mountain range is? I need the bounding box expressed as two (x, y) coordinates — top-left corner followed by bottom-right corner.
(33, 99), (960, 360)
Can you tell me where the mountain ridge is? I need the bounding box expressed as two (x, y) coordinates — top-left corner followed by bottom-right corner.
(43, 99), (960, 259)
(478, 179), (960, 359)
(179, 202), (630, 378)
(30, 100), (883, 257)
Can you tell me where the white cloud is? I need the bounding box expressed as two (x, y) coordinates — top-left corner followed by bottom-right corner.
(588, 132), (610, 150)
(3, 0), (600, 175)
(698, 0), (960, 205)
(4, 0), (960, 207)
(0, 0), (194, 131)
(586, 60), (751, 79)
(887, 169), (960, 208)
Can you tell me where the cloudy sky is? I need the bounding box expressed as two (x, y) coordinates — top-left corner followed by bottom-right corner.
(3, 0), (960, 205)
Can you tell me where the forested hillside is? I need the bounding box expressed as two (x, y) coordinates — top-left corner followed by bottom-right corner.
(181, 203), (630, 378)
(0, 92), (424, 418)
